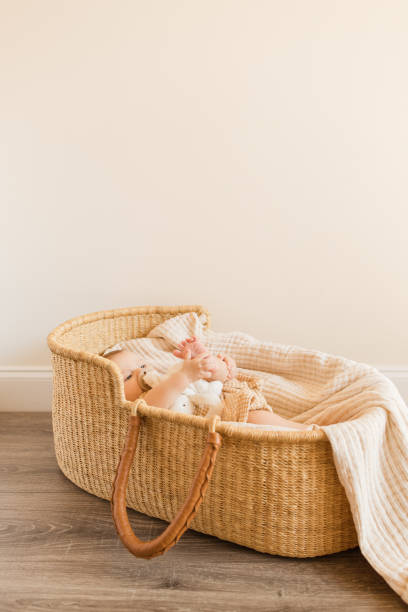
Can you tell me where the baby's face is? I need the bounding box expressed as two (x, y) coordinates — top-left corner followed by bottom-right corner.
(108, 350), (147, 401)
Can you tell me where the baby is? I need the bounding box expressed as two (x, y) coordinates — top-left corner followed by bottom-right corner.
(105, 336), (311, 430)
(105, 338), (233, 407)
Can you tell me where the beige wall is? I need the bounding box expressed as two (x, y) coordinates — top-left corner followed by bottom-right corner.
(2, 0), (407, 367)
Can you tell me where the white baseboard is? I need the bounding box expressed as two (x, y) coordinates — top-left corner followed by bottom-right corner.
(1, 365), (408, 412)
(0, 367), (53, 412)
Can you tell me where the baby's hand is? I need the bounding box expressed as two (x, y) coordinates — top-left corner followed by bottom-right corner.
(181, 351), (214, 383)
(217, 353), (237, 379)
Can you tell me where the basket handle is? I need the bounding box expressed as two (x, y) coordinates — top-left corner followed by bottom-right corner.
(111, 407), (222, 559)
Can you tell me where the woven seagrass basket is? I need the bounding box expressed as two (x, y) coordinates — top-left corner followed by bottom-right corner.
(47, 305), (358, 559)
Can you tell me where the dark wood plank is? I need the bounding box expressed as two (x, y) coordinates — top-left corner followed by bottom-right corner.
(0, 412), (407, 611)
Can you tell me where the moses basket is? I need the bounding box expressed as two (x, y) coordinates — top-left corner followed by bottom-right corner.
(47, 305), (358, 559)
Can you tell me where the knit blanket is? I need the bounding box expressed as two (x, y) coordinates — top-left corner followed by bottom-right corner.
(104, 312), (408, 603)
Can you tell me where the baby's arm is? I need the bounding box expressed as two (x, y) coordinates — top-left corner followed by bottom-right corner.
(143, 353), (214, 410)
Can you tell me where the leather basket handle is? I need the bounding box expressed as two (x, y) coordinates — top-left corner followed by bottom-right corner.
(111, 410), (222, 559)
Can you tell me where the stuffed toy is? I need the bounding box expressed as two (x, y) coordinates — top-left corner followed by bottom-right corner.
(143, 362), (224, 417)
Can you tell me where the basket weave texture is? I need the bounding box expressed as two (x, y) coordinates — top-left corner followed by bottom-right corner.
(47, 305), (358, 557)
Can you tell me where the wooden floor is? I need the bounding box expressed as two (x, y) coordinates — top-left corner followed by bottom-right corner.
(1, 413), (407, 612)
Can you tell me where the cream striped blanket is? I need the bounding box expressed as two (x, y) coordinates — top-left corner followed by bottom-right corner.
(104, 312), (408, 603)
